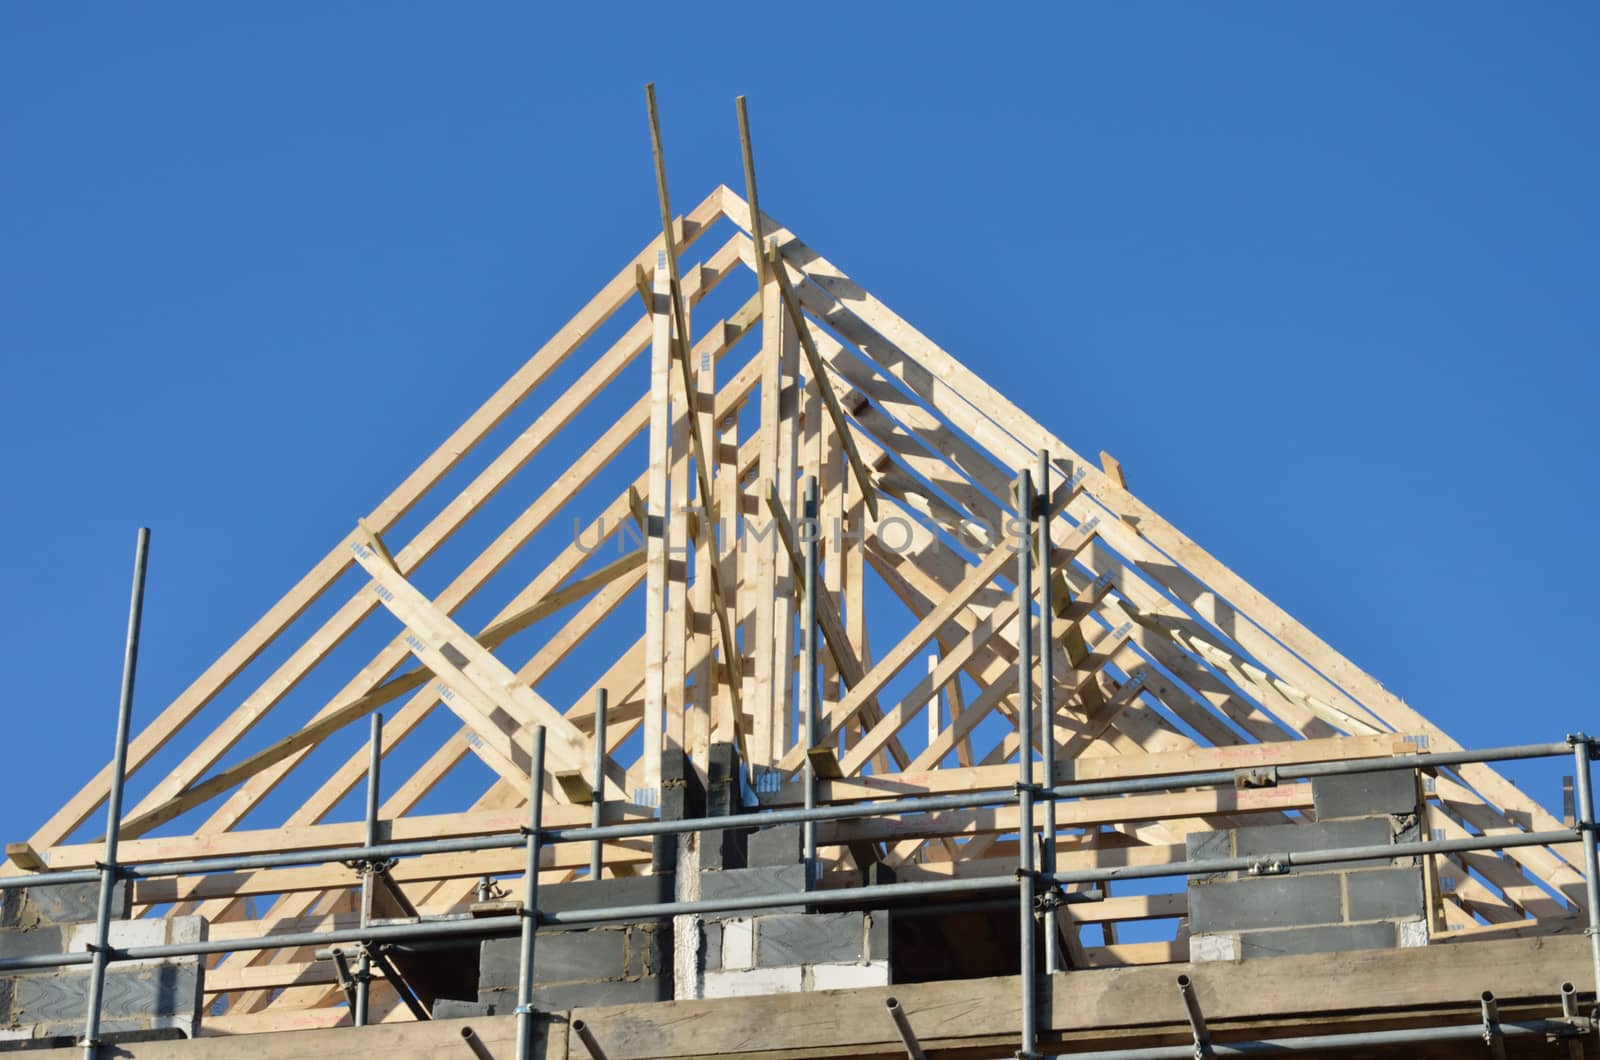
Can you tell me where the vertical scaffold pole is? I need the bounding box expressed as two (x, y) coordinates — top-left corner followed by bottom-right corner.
(802, 476), (820, 888)
(81, 527), (150, 1060)
(1570, 733), (1600, 1011)
(1036, 450), (1059, 974)
(354, 712), (382, 1026)
(590, 689), (608, 879)
(1015, 471), (1039, 1059)
(516, 727), (547, 1060)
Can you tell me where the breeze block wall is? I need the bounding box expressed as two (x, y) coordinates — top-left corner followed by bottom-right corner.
(455, 875), (676, 1016)
(1187, 769), (1427, 961)
(699, 823), (891, 998)
(0, 881), (206, 1043)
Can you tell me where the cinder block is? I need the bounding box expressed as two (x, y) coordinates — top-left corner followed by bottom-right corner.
(721, 919), (753, 971)
(623, 923), (668, 978)
(698, 865), (807, 913)
(480, 928), (628, 989)
(433, 999), (495, 1019)
(1, 881), (131, 929)
(1185, 830), (1233, 883)
(1188, 933), (1237, 962)
(536, 874), (676, 917)
(1187, 873), (1342, 933)
(808, 960), (890, 991)
(1236, 922), (1398, 959)
(1398, 918), (1429, 947)
(1313, 771), (1418, 820)
(747, 824), (802, 867)
(1233, 817), (1396, 872)
(756, 913), (865, 967)
(10, 962), (202, 1030)
(701, 920), (722, 971)
(1344, 867), (1424, 923)
(483, 975), (670, 1011)
(0, 925), (69, 962)
(701, 964), (803, 999)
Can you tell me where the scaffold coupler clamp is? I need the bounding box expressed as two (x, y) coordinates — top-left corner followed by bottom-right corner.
(1246, 854), (1289, 877)
(342, 856), (398, 875)
(1234, 765), (1278, 789)
(1567, 732), (1598, 757)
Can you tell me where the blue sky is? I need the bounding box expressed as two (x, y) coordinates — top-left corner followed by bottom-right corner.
(1, 4), (1595, 848)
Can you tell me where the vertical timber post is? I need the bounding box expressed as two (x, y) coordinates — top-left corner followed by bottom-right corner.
(516, 727), (547, 1060)
(1036, 450), (1059, 974)
(1015, 472), (1039, 1060)
(81, 527), (149, 1060)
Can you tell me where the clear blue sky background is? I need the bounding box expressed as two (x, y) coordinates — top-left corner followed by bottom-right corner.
(1, 4), (1595, 848)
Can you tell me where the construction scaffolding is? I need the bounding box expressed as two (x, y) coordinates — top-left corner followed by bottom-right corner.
(1, 91), (1596, 1058)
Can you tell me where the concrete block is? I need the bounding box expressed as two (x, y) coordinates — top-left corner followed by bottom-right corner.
(1313, 771), (1418, 820)
(433, 999), (495, 1019)
(1188, 933), (1237, 962)
(1, 881), (131, 929)
(808, 960), (890, 991)
(698, 864), (807, 913)
(536, 874), (676, 917)
(1233, 817), (1396, 872)
(1237, 922), (1397, 959)
(702, 744), (749, 871)
(623, 923), (667, 979)
(721, 918), (753, 971)
(701, 964), (803, 999)
(10, 962), (202, 1031)
(1187, 873), (1342, 933)
(1185, 830), (1232, 883)
(747, 824), (803, 867)
(480, 928), (629, 989)
(702, 920), (722, 971)
(756, 913), (865, 967)
(1344, 867), (1424, 923)
(0, 924), (69, 962)
(1399, 918), (1429, 947)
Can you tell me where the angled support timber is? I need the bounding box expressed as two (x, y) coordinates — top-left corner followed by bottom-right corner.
(349, 527), (589, 796)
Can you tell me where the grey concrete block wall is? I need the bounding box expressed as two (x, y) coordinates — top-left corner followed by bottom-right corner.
(1188, 874), (1344, 934)
(704, 909), (890, 970)
(1313, 770), (1420, 820)
(478, 920), (669, 1013)
(1187, 768), (1426, 962)
(0, 915), (206, 1039)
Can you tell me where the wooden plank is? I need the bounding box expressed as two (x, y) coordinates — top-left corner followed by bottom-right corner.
(348, 528), (588, 781)
(641, 253), (673, 798)
(768, 245), (877, 517)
